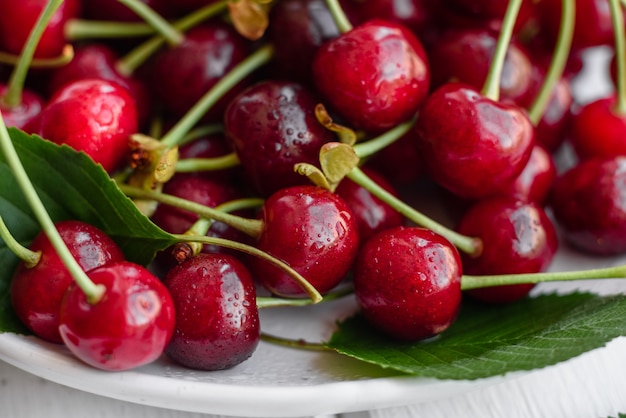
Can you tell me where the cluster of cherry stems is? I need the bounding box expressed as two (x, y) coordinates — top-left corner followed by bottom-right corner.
(1, 0), (626, 373)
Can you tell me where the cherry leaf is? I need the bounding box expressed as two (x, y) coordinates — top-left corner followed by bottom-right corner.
(327, 292), (626, 380)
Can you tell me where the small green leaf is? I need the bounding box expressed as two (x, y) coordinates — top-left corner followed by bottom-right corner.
(0, 128), (178, 333)
(327, 292), (626, 380)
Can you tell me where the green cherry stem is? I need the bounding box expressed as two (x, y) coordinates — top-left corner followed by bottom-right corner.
(0, 116), (105, 304)
(352, 118), (416, 159)
(0, 45), (73, 68)
(527, 0), (575, 125)
(481, 0), (523, 101)
(173, 234), (323, 303)
(0, 0), (63, 108)
(116, 0), (229, 76)
(346, 166), (483, 257)
(610, 0), (626, 115)
(0, 215), (40, 268)
(117, 0), (184, 46)
(260, 333), (331, 351)
(324, 0), (353, 33)
(256, 284), (353, 308)
(176, 153), (241, 173)
(159, 44), (274, 148)
(117, 183), (264, 239)
(461, 265), (626, 290)
(178, 123), (224, 146)
(65, 19), (157, 40)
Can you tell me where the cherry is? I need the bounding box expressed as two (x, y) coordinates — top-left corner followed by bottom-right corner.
(426, 27), (533, 104)
(223, 80), (335, 197)
(163, 253), (260, 371)
(145, 21), (251, 122)
(247, 185), (359, 298)
(414, 82), (535, 200)
(549, 156), (626, 256)
(455, 196), (558, 304)
(353, 226), (462, 341)
(0, 86), (45, 131)
(35, 78), (139, 173)
(335, 167), (404, 244)
(58, 260), (175, 371)
(0, 0), (80, 58)
(10, 220), (125, 343)
(312, 18), (430, 133)
(345, 0), (435, 38)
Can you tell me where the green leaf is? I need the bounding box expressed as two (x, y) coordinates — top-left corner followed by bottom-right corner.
(0, 128), (177, 333)
(327, 292), (626, 380)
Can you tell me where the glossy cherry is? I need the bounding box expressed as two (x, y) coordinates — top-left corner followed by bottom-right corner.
(0, 0), (81, 58)
(456, 196), (558, 304)
(247, 185), (359, 298)
(498, 144), (557, 205)
(35, 78), (139, 173)
(549, 156), (626, 255)
(415, 82), (535, 200)
(353, 226), (462, 341)
(223, 80), (335, 197)
(163, 253), (260, 371)
(312, 19), (430, 133)
(0, 85), (45, 131)
(10, 220), (125, 343)
(59, 261), (175, 371)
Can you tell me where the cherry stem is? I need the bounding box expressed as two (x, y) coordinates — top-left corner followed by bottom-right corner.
(1, 0), (63, 108)
(324, 0), (353, 33)
(160, 44), (274, 148)
(610, 0), (626, 115)
(0, 215), (40, 268)
(352, 118), (416, 159)
(256, 284), (353, 308)
(117, 183), (264, 240)
(260, 333), (331, 351)
(346, 166), (483, 256)
(178, 123), (224, 146)
(65, 19), (157, 40)
(174, 234), (323, 303)
(481, 0), (523, 101)
(115, 0), (229, 76)
(175, 153), (240, 173)
(0, 117), (105, 304)
(527, 0), (575, 125)
(0, 44), (74, 68)
(461, 265), (626, 290)
(117, 0), (184, 46)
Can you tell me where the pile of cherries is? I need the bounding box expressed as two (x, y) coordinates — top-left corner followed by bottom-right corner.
(2, 0), (626, 373)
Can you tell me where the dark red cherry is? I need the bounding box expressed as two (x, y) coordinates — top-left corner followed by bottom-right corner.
(163, 253), (260, 371)
(224, 80), (335, 197)
(36, 78), (139, 173)
(312, 19), (430, 133)
(364, 128), (425, 186)
(415, 82), (535, 200)
(10, 221), (125, 343)
(0, 85), (45, 130)
(498, 144), (557, 205)
(567, 96), (626, 160)
(177, 132), (240, 183)
(146, 21), (251, 122)
(353, 226), (462, 341)
(438, 0), (534, 31)
(426, 28), (533, 104)
(549, 156), (626, 255)
(345, 0), (435, 37)
(335, 167), (404, 243)
(248, 185), (360, 297)
(59, 261), (175, 371)
(0, 0), (81, 58)
(456, 196), (558, 304)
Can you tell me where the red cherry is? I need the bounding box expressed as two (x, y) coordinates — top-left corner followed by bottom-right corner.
(224, 80), (335, 197)
(36, 78), (139, 173)
(456, 196), (558, 304)
(59, 261), (175, 371)
(163, 253), (260, 371)
(415, 82), (535, 200)
(498, 144), (557, 205)
(10, 221), (125, 343)
(312, 19), (430, 133)
(567, 96), (626, 160)
(0, 85), (45, 130)
(353, 226), (462, 341)
(0, 0), (80, 58)
(248, 185), (360, 297)
(549, 156), (626, 255)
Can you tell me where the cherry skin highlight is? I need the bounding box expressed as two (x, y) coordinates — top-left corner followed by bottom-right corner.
(163, 253), (260, 371)
(10, 220), (125, 343)
(58, 261), (176, 371)
(353, 226), (462, 341)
